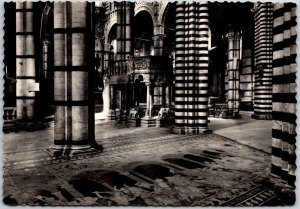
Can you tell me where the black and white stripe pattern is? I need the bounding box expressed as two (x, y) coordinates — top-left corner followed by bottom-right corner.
(240, 48), (253, 109)
(271, 3), (297, 188)
(174, 2), (209, 134)
(253, 2), (273, 120)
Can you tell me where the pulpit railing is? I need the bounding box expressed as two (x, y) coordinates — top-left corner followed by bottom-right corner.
(106, 60), (129, 76)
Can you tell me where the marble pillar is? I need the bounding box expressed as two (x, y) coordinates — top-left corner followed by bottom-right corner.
(174, 2), (210, 134)
(271, 2), (296, 190)
(153, 25), (164, 56)
(52, 2), (96, 153)
(16, 2), (36, 121)
(227, 28), (241, 118)
(252, 2), (273, 120)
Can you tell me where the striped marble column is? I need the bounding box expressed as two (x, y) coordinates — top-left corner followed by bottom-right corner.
(53, 2), (94, 151)
(240, 48), (253, 109)
(226, 28), (241, 118)
(252, 2), (273, 120)
(15, 2), (36, 121)
(174, 2), (209, 134)
(271, 3), (297, 189)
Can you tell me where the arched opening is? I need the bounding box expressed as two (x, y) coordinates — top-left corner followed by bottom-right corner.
(162, 2), (176, 107)
(134, 11), (154, 56)
(162, 3), (176, 59)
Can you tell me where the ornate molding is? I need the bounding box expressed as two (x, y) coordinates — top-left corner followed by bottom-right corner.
(152, 33), (166, 41)
(226, 31), (241, 40)
(134, 57), (150, 70)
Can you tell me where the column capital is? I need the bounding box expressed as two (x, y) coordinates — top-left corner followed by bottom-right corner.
(152, 33), (166, 41)
(43, 39), (50, 46)
(226, 30), (242, 40)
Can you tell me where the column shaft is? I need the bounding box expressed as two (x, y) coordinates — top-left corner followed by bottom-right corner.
(271, 3), (297, 189)
(153, 25), (164, 56)
(16, 2), (36, 120)
(43, 39), (50, 79)
(227, 29), (241, 117)
(111, 2), (133, 115)
(174, 2), (209, 134)
(253, 2), (273, 119)
(116, 4), (123, 62)
(145, 84), (151, 118)
(165, 84), (170, 107)
(124, 2), (133, 60)
(116, 2), (133, 63)
(53, 2), (93, 147)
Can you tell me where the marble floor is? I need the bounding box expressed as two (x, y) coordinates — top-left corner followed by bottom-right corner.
(2, 114), (294, 206)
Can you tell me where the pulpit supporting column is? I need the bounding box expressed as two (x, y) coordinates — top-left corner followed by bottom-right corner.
(141, 83), (156, 127)
(106, 84), (116, 122)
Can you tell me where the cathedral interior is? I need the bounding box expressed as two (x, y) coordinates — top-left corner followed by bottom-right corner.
(2, 1), (298, 206)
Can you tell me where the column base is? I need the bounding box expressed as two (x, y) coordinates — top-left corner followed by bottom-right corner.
(141, 117), (156, 127)
(227, 110), (241, 119)
(128, 118), (141, 127)
(269, 173), (295, 190)
(119, 110), (128, 124)
(15, 121), (50, 132)
(106, 109), (116, 123)
(115, 109), (122, 123)
(156, 118), (175, 127)
(251, 113), (272, 120)
(268, 174), (296, 205)
(171, 126), (212, 135)
(47, 143), (103, 158)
